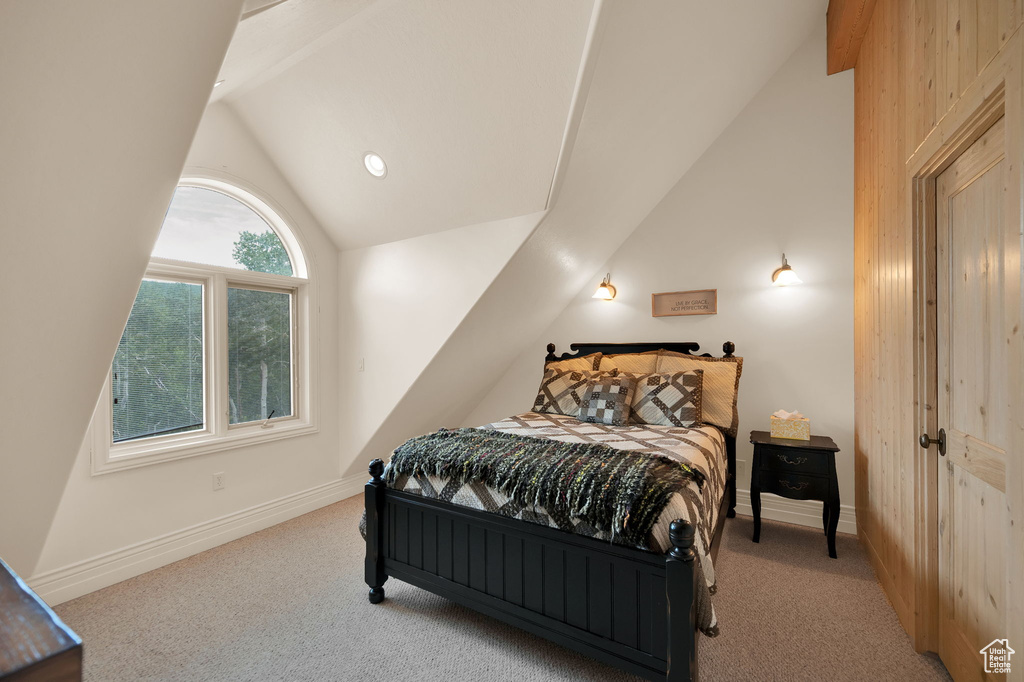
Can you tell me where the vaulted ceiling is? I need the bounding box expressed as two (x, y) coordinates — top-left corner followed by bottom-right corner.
(217, 0), (594, 248)
(214, 0), (828, 253)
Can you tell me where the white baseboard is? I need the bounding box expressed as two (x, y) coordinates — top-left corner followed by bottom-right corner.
(734, 488), (857, 536)
(30, 473), (365, 606)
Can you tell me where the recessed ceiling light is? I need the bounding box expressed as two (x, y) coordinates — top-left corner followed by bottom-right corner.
(363, 152), (387, 178)
(214, 79), (225, 88)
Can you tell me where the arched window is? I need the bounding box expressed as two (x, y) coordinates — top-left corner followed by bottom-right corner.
(94, 178), (315, 471)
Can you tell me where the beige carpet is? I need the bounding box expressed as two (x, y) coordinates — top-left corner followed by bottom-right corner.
(56, 496), (949, 681)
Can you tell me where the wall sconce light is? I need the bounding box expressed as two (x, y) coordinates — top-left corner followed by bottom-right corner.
(592, 273), (616, 300)
(771, 253), (802, 286)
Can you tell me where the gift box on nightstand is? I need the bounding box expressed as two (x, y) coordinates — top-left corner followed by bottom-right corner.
(770, 411), (810, 440)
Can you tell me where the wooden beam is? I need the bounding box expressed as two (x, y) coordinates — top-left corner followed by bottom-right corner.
(827, 0), (878, 74)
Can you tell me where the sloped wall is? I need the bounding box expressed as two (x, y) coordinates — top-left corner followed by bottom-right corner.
(466, 24), (856, 533)
(338, 215), (539, 463)
(31, 104), (341, 603)
(339, 3), (825, 478)
(0, 0), (243, 575)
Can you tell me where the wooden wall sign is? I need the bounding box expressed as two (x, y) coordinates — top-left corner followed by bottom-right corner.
(651, 289), (717, 317)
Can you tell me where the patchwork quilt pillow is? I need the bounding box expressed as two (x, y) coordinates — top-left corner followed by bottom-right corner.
(578, 375), (637, 426)
(533, 368), (617, 416)
(630, 370), (704, 427)
(657, 352), (742, 436)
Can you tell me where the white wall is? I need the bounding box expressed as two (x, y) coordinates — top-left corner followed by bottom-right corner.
(339, 1), (824, 479)
(31, 104), (342, 603)
(338, 215), (538, 468)
(0, 0), (243, 576)
(466, 25), (857, 532)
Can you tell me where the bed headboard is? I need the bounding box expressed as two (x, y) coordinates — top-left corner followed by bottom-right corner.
(543, 340), (739, 519)
(545, 340), (736, 362)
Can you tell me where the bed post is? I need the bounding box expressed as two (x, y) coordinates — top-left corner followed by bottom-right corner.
(725, 438), (737, 518)
(722, 341), (737, 518)
(666, 520), (698, 682)
(365, 459), (388, 604)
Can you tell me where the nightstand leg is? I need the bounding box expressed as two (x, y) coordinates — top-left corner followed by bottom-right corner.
(751, 486), (761, 543)
(823, 503), (828, 535)
(826, 496), (839, 559)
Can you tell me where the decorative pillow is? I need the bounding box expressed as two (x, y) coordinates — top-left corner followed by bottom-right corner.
(598, 350), (660, 374)
(533, 368), (617, 416)
(578, 375), (637, 426)
(656, 352), (742, 436)
(629, 370), (704, 427)
(545, 352), (602, 373)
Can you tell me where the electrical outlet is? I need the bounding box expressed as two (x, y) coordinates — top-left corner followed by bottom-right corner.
(212, 472), (225, 491)
(358, 357), (365, 372)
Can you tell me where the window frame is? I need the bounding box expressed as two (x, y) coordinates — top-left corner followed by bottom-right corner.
(91, 178), (318, 474)
(111, 270), (213, 445)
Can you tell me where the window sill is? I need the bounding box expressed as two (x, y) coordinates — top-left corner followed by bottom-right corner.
(91, 420), (319, 475)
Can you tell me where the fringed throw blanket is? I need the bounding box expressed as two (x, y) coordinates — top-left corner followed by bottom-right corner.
(364, 413), (727, 636)
(387, 428), (705, 548)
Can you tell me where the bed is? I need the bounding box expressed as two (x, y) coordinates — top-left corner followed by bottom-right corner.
(363, 342), (739, 682)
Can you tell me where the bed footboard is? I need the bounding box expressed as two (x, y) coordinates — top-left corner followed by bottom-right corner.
(364, 460), (701, 681)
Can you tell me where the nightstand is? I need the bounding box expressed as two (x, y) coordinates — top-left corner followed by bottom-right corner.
(749, 430), (841, 558)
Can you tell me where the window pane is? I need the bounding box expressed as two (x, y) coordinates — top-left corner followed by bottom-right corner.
(113, 280), (204, 443)
(228, 288), (292, 424)
(152, 186), (294, 276)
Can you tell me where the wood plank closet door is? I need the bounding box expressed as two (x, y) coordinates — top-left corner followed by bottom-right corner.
(935, 116), (1010, 682)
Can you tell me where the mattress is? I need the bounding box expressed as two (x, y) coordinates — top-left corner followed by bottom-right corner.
(385, 411), (727, 633)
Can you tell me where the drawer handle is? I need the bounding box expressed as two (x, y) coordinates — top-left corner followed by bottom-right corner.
(779, 480), (809, 491)
(777, 454), (807, 466)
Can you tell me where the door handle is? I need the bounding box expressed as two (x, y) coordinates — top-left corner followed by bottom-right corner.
(918, 428), (946, 456)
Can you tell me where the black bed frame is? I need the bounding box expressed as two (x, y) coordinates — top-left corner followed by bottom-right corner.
(364, 342), (737, 681)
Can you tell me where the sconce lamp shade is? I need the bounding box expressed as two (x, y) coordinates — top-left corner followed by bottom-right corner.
(772, 254), (802, 286)
(593, 273), (616, 300)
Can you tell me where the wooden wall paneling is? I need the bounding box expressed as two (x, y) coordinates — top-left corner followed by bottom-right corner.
(883, 0), (897, 599)
(959, 0), (979, 94)
(853, 27), (869, 549)
(827, 0), (880, 74)
(855, 0), (1024, 664)
(946, 0), (962, 109)
(857, 0), (917, 631)
(854, 2), (874, 571)
(1000, 30), (1024, 682)
(911, 170), (939, 653)
(875, 0), (888, 590)
(898, 0), (914, 604)
(936, 0), (950, 127)
(998, 0), (1024, 45)
(911, 0), (938, 158)
(904, 89), (918, 612)
(978, 0), (1000, 69)
(881, 0), (893, 590)
(858, 0), (879, 614)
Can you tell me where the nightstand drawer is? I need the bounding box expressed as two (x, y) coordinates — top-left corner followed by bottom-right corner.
(759, 446), (829, 475)
(759, 471), (829, 500)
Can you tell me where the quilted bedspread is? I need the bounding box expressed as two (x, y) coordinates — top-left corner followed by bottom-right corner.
(385, 411), (727, 634)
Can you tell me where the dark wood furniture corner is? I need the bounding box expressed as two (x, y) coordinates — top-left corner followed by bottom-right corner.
(1, 557), (82, 682)
(748, 430), (841, 559)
